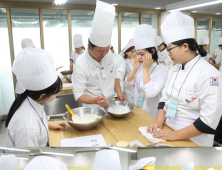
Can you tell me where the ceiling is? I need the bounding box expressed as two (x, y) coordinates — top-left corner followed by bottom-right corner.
(2, 0), (222, 15)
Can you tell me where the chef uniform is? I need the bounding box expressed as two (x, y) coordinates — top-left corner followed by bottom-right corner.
(199, 36), (211, 62)
(21, 38), (35, 49)
(132, 157), (156, 170)
(92, 150), (121, 170)
(215, 38), (222, 74)
(213, 37), (222, 61)
(113, 51), (126, 96)
(125, 24), (168, 118)
(0, 154), (18, 170)
(123, 39), (135, 104)
(155, 36), (174, 69)
(160, 10), (222, 147)
(7, 48), (58, 147)
(24, 156), (68, 170)
(182, 162), (194, 170)
(70, 34), (85, 65)
(72, 0), (120, 109)
(16, 38), (36, 94)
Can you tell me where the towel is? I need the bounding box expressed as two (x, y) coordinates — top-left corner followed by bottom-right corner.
(139, 126), (166, 143)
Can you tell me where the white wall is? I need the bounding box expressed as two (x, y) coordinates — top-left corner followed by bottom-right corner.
(134, 148), (222, 166)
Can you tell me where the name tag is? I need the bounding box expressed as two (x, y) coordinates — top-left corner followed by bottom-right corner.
(166, 100), (178, 118)
(137, 94), (144, 109)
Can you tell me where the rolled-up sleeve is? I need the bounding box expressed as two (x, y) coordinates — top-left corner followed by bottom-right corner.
(72, 66), (87, 101)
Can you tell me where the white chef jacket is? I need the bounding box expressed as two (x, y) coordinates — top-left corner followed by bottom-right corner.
(203, 53), (211, 63)
(124, 58), (134, 104)
(6, 97), (48, 147)
(215, 50), (222, 74)
(113, 52), (126, 96)
(158, 48), (174, 69)
(72, 49), (120, 109)
(160, 55), (222, 147)
(70, 48), (85, 65)
(125, 62), (168, 118)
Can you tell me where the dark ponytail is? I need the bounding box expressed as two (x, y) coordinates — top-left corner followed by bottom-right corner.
(172, 38), (207, 57)
(145, 47), (159, 63)
(5, 77), (62, 127)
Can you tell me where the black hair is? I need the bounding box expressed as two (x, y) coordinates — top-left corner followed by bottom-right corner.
(160, 42), (167, 48)
(88, 39), (97, 49)
(172, 38), (207, 57)
(144, 47), (159, 63)
(5, 77), (62, 127)
(219, 45), (222, 47)
(110, 46), (113, 49)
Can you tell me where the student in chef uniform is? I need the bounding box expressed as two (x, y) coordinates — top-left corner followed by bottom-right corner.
(110, 46), (126, 96)
(70, 34), (85, 71)
(24, 156), (68, 170)
(125, 24), (168, 118)
(212, 38), (222, 73)
(199, 36), (211, 62)
(72, 0), (126, 110)
(132, 157), (156, 170)
(122, 39), (136, 104)
(182, 162), (194, 170)
(155, 36), (174, 69)
(0, 154), (18, 170)
(92, 150), (121, 170)
(212, 37), (222, 60)
(147, 10), (222, 147)
(6, 48), (66, 147)
(21, 38), (35, 49)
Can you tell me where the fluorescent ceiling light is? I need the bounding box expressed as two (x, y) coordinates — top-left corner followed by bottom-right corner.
(17, 157), (29, 160)
(168, 0), (222, 12)
(110, 147), (137, 153)
(0, 147), (30, 152)
(53, 0), (68, 5)
(155, 7), (161, 9)
(192, 11), (197, 13)
(112, 4), (118, 6)
(216, 13), (221, 15)
(41, 151), (75, 157)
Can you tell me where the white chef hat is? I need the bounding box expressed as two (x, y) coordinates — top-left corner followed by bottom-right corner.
(24, 156), (67, 170)
(133, 24), (155, 50)
(133, 157), (156, 169)
(73, 34), (83, 48)
(0, 154), (18, 170)
(21, 38), (35, 49)
(13, 47), (58, 93)
(92, 150), (121, 170)
(161, 10), (194, 44)
(218, 37), (222, 45)
(199, 36), (209, 45)
(182, 161), (194, 170)
(119, 39), (135, 56)
(89, 0), (115, 47)
(155, 36), (164, 46)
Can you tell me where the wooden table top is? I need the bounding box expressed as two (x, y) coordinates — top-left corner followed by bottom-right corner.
(48, 105), (200, 147)
(58, 75), (73, 95)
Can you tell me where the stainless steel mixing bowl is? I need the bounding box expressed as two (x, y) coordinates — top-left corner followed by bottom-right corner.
(63, 107), (105, 130)
(105, 101), (134, 118)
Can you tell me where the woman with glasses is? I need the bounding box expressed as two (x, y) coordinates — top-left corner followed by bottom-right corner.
(125, 24), (168, 118)
(147, 10), (222, 147)
(155, 36), (174, 69)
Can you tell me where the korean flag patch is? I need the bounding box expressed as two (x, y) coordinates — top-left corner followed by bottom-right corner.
(210, 77), (219, 86)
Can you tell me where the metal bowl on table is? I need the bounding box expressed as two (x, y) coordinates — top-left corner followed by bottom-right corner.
(105, 101), (134, 118)
(63, 107), (105, 131)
